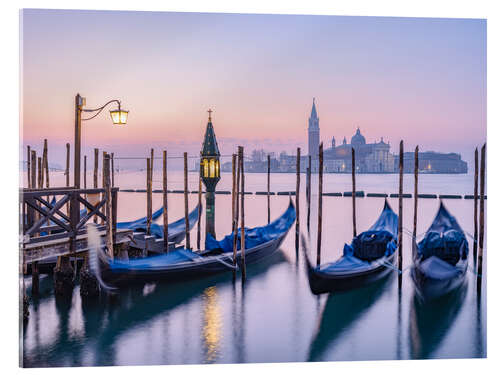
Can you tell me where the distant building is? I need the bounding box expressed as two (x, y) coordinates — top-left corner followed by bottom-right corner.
(308, 98), (320, 159)
(400, 151), (468, 174)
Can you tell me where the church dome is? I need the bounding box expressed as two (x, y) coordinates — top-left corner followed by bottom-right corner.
(351, 128), (366, 146)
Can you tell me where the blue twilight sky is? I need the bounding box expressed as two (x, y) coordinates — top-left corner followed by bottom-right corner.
(21, 9), (486, 166)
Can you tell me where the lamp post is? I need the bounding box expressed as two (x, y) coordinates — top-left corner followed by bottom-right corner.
(74, 93), (128, 188)
(200, 109), (220, 243)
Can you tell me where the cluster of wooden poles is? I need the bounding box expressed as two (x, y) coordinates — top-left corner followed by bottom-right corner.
(307, 141), (487, 291)
(25, 140), (487, 290)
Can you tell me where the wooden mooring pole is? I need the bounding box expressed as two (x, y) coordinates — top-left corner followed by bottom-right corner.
(93, 148), (99, 223)
(163, 150), (169, 252)
(477, 144), (486, 285)
(65, 143), (70, 187)
(31, 150), (36, 191)
(232, 154), (239, 279)
(295, 147), (301, 251)
(37, 157), (42, 190)
(307, 155), (311, 232)
(316, 143), (323, 266)
(197, 173), (202, 250)
(413, 146), (419, 259)
(27, 145), (31, 188)
(352, 147), (357, 237)
(267, 154), (271, 224)
(184, 152), (190, 250)
(83, 155), (87, 189)
(146, 158), (152, 235)
(42, 139), (48, 188)
(44, 140), (50, 188)
(473, 148), (479, 264)
(239, 146), (246, 280)
(104, 153), (113, 259)
(111, 152), (115, 187)
(398, 141), (404, 281)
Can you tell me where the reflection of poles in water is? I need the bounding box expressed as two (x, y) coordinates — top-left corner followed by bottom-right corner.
(202, 286), (222, 363)
(408, 285), (467, 359)
(397, 283), (402, 360)
(307, 275), (393, 362)
(476, 288), (484, 358)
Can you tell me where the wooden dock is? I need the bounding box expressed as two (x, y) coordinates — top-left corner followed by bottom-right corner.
(20, 187), (132, 265)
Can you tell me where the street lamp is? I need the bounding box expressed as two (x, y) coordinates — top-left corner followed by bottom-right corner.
(200, 109), (220, 242)
(74, 93), (128, 188)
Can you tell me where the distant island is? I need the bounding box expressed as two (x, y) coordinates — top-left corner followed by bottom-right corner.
(223, 99), (467, 174)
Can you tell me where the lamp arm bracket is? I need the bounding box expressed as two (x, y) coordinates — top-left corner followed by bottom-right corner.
(81, 99), (121, 121)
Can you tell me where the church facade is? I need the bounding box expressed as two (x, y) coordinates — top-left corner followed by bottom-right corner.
(307, 99), (395, 173)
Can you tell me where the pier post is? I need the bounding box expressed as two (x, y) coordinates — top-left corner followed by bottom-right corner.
(31, 260), (39, 297)
(352, 147), (357, 237)
(398, 141), (404, 281)
(473, 148), (479, 264)
(111, 152), (115, 187)
(104, 153), (113, 258)
(267, 154), (271, 224)
(84, 155), (87, 189)
(413, 146), (419, 259)
(93, 148), (99, 223)
(44, 140), (50, 188)
(146, 158), (152, 236)
(150, 148), (154, 180)
(232, 154), (239, 279)
(184, 152), (190, 250)
(295, 148), (301, 251)
(27, 145), (31, 188)
(37, 157), (42, 190)
(239, 146), (246, 280)
(65, 143), (70, 187)
(31, 150), (36, 190)
(42, 139), (48, 188)
(477, 144), (486, 284)
(163, 150), (169, 252)
(197, 173), (202, 250)
(307, 155), (311, 232)
(316, 143), (323, 266)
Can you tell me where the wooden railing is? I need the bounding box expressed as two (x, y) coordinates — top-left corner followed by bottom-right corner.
(20, 187), (118, 246)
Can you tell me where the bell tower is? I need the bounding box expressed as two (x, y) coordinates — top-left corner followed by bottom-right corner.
(308, 98), (320, 159)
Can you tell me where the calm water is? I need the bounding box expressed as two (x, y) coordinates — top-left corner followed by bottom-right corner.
(21, 171), (487, 367)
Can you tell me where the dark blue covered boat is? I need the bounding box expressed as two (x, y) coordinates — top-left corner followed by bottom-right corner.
(98, 201), (296, 285)
(304, 200), (398, 294)
(411, 201), (468, 300)
(118, 204), (200, 245)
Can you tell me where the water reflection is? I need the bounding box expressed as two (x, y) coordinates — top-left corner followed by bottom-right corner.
(307, 274), (394, 361)
(202, 286), (222, 363)
(409, 283), (467, 359)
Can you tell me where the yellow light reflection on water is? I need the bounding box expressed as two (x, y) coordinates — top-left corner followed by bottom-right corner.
(202, 286), (222, 363)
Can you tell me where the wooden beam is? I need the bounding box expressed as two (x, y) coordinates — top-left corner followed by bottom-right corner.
(163, 150), (169, 252)
(473, 147), (479, 264)
(351, 147), (356, 237)
(413, 146), (419, 259)
(184, 152), (190, 249)
(317, 143), (323, 266)
(295, 147), (301, 251)
(239, 146), (246, 280)
(398, 140), (404, 280)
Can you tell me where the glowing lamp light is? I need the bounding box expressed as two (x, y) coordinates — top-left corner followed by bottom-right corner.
(110, 107), (129, 125)
(201, 157), (220, 179)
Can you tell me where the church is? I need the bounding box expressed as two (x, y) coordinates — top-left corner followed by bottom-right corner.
(307, 99), (395, 173)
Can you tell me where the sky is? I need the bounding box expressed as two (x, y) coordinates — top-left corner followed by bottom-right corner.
(20, 9), (486, 168)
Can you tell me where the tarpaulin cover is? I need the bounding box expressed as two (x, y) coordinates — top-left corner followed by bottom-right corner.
(319, 201), (398, 273)
(205, 201), (296, 253)
(350, 201), (398, 261)
(117, 204), (200, 239)
(417, 202), (468, 265)
(417, 255), (462, 280)
(109, 249), (203, 270)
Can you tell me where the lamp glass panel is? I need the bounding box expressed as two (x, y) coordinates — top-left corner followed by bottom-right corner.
(209, 159), (215, 178)
(202, 159), (209, 177)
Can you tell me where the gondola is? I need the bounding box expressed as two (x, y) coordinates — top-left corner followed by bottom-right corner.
(303, 200), (398, 294)
(411, 201), (469, 300)
(96, 201), (296, 286)
(28, 205), (199, 275)
(118, 203), (200, 244)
